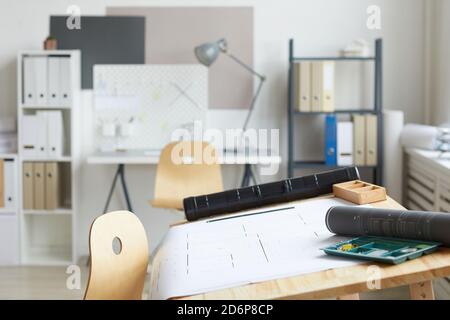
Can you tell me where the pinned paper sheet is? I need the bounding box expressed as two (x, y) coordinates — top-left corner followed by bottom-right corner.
(150, 197), (369, 300)
(94, 95), (140, 111)
(93, 65), (207, 150)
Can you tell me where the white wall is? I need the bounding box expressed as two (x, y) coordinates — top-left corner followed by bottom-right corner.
(0, 0), (426, 258)
(426, 0), (450, 126)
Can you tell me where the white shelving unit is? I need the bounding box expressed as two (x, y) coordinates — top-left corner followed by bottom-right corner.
(17, 50), (81, 266)
(0, 154), (19, 265)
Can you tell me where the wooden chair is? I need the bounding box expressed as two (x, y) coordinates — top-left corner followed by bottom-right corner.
(84, 211), (149, 300)
(151, 141), (223, 210)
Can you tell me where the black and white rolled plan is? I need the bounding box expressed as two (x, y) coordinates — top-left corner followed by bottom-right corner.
(183, 166), (360, 222)
(325, 206), (450, 246)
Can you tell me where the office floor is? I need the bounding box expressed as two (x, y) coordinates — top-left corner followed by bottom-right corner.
(0, 266), (450, 300)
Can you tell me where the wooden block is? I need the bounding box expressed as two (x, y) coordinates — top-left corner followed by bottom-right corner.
(333, 180), (386, 205)
(409, 281), (435, 300)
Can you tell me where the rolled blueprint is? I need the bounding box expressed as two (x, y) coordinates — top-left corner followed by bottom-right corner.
(184, 167), (360, 221)
(326, 206), (450, 246)
(383, 110), (404, 202)
(400, 123), (439, 150)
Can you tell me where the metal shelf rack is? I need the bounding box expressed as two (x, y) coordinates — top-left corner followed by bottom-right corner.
(287, 38), (383, 184)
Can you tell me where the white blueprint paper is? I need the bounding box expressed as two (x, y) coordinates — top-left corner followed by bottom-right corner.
(150, 198), (367, 300)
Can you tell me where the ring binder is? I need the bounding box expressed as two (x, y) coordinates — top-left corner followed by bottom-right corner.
(183, 166), (360, 221)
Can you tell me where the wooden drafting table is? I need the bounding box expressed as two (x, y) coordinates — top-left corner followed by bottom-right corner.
(160, 194), (450, 300)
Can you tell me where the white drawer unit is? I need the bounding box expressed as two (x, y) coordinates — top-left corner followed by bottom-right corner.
(404, 148), (450, 213)
(0, 213), (19, 265)
(0, 154), (19, 265)
(438, 179), (450, 212)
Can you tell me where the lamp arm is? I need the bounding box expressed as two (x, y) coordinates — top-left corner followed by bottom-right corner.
(242, 75), (265, 132)
(225, 52), (266, 80)
(223, 51), (266, 131)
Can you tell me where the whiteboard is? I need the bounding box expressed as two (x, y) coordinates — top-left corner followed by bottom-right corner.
(150, 197), (370, 300)
(93, 65), (207, 150)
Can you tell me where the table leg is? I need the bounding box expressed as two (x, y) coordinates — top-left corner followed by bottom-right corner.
(249, 166), (257, 185)
(409, 280), (435, 300)
(119, 164), (133, 212)
(103, 164), (134, 214)
(241, 164), (256, 187)
(336, 293), (360, 300)
(103, 164), (121, 213)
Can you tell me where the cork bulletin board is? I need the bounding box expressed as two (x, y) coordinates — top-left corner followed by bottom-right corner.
(107, 6), (254, 109)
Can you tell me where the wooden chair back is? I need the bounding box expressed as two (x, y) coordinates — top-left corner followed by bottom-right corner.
(84, 211), (149, 300)
(152, 141), (223, 209)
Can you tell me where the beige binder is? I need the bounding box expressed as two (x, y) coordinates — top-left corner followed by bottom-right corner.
(353, 115), (366, 165)
(33, 162), (45, 210)
(365, 115), (378, 166)
(297, 62), (311, 112)
(0, 160), (4, 208)
(45, 162), (59, 210)
(23, 162), (34, 209)
(321, 61), (335, 112)
(311, 61), (322, 111)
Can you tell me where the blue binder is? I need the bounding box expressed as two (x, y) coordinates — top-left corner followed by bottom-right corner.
(325, 115), (337, 165)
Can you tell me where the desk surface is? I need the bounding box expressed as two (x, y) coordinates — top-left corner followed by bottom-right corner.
(176, 196), (450, 300)
(87, 150), (282, 165)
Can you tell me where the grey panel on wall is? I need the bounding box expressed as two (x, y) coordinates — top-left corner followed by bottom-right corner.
(107, 7), (254, 109)
(50, 16), (145, 89)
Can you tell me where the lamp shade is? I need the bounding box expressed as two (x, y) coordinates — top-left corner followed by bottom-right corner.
(194, 39), (227, 66)
(194, 42), (220, 66)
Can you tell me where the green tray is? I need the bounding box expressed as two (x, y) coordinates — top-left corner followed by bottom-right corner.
(322, 236), (440, 265)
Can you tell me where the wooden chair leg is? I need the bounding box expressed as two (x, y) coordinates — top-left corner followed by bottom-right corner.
(336, 293), (360, 300)
(409, 280), (435, 300)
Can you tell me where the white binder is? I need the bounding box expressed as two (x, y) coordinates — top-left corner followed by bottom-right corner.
(47, 57), (60, 106)
(23, 57), (36, 106)
(337, 121), (354, 166)
(46, 111), (64, 158)
(22, 115), (39, 157)
(311, 61), (335, 112)
(3, 159), (16, 208)
(33, 57), (48, 106)
(59, 57), (71, 106)
(35, 112), (48, 158)
(321, 61), (335, 112)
